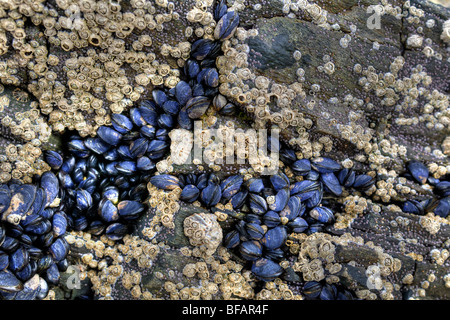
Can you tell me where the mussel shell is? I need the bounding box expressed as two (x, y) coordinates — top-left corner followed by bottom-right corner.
(239, 240), (263, 261)
(291, 159), (312, 176)
(288, 217), (309, 233)
(251, 258), (283, 282)
(111, 113), (133, 134)
(303, 281), (322, 299)
(200, 183), (222, 207)
(320, 172), (342, 197)
(76, 189), (93, 211)
(230, 190), (248, 210)
(214, 10), (239, 41)
(174, 80), (192, 106)
(44, 151), (63, 170)
(220, 175), (243, 200)
(136, 156), (155, 171)
(261, 226), (287, 250)
(0, 185), (11, 215)
(352, 174), (375, 190)
(270, 172), (290, 191)
(45, 263), (60, 285)
(177, 108), (193, 130)
(0, 250), (8, 270)
(67, 139), (90, 158)
(9, 246), (29, 272)
(2, 184), (37, 225)
(146, 139), (169, 160)
(36, 277), (49, 300)
(245, 223), (265, 241)
(407, 160), (429, 184)
(434, 197), (450, 218)
(263, 211), (281, 228)
(214, 0), (228, 21)
(249, 193), (268, 215)
(84, 137), (111, 155)
(98, 198), (119, 222)
(180, 184), (200, 203)
(309, 206), (335, 224)
(40, 171), (59, 207)
(279, 195), (304, 221)
(223, 229), (240, 249)
(311, 157), (341, 173)
(131, 107), (149, 127)
(150, 174), (180, 190)
(245, 178), (264, 194)
(86, 220), (105, 236)
(105, 223), (128, 241)
(48, 237), (69, 262)
(1, 236), (19, 253)
(0, 270), (23, 293)
(186, 96), (211, 119)
(115, 161), (137, 175)
(190, 39), (215, 60)
(97, 126), (122, 146)
(337, 168), (356, 188)
(117, 200), (144, 220)
(270, 188), (289, 212)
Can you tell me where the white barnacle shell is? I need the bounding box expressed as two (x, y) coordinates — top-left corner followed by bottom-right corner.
(441, 19), (450, 44)
(183, 213), (222, 256)
(168, 129), (193, 165)
(406, 34), (423, 48)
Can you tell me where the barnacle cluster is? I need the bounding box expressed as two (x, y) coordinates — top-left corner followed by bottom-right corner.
(0, 0), (449, 302)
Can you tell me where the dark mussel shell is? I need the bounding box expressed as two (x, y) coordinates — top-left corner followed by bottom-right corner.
(0, 185), (11, 215)
(180, 184), (200, 203)
(220, 175), (243, 200)
(48, 237), (69, 262)
(352, 174), (375, 191)
(150, 174), (180, 190)
(40, 171), (59, 207)
(111, 113), (133, 134)
(9, 246), (29, 272)
(97, 126), (122, 146)
(320, 172), (342, 197)
(337, 168), (356, 188)
(263, 211), (281, 228)
(311, 157), (341, 173)
(117, 200), (144, 220)
(249, 193), (268, 215)
(309, 206), (335, 224)
(261, 226), (287, 250)
(44, 151), (63, 170)
(200, 184), (222, 207)
(239, 240), (263, 261)
(174, 80), (192, 106)
(251, 258), (283, 282)
(270, 172), (290, 191)
(0, 270), (23, 293)
(98, 198), (119, 222)
(186, 96), (210, 119)
(303, 281), (322, 299)
(223, 229), (240, 249)
(406, 160), (429, 184)
(244, 223), (265, 241)
(105, 223), (128, 241)
(214, 10), (239, 41)
(3, 184), (37, 225)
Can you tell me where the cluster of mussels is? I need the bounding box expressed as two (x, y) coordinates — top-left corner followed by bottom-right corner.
(0, 0), (240, 300)
(402, 160), (449, 218)
(0, 0), (447, 301)
(0, 173), (68, 300)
